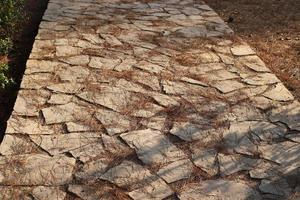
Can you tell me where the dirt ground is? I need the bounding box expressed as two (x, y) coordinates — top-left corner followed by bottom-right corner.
(205, 0), (300, 99)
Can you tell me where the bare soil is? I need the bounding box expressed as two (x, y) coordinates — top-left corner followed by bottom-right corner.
(205, 0), (300, 99)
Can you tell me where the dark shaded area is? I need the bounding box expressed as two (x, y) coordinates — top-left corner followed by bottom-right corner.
(0, 0), (49, 141)
(205, 0), (300, 99)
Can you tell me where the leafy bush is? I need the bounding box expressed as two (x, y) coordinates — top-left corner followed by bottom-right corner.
(0, 37), (13, 55)
(0, 63), (14, 89)
(0, 0), (25, 35)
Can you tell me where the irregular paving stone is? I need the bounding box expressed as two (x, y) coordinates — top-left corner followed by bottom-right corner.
(211, 80), (245, 93)
(47, 82), (84, 94)
(41, 102), (88, 124)
(242, 73), (280, 85)
(179, 180), (262, 200)
(218, 153), (258, 176)
(32, 186), (66, 200)
(191, 148), (218, 176)
(121, 129), (186, 165)
(115, 78), (147, 93)
(25, 60), (64, 74)
(88, 56), (121, 69)
(6, 116), (56, 135)
(0, 154), (75, 185)
(77, 86), (135, 112)
(29, 132), (102, 156)
(13, 90), (50, 116)
(268, 101), (300, 131)
(0, 134), (37, 155)
(100, 160), (155, 188)
(259, 179), (292, 197)
(263, 83), (294, 101)
(21, 73), (54, 89)
(286, 134), (300, 143)
(56, 45), (81, 57)
(259, 141), (300, 174)
(140, 116), (166, 131)
(180, 77), (209, 87)
(150, 92), (180, 107)
(95, 109), (134, 135)
(175, 26), (207, 37)
(130, 102), (163, 118)
(60, 55), (90, 65)
(0, 187), (31, 200)
(65, 122), (94, 133)
(231, 45), (255, 56)
(237, 55), (270, 72)
(162, 80), (206, 95)
(157, 159), (193, 183)
(101, 160), (173, 199)
(205, 69), (238, 81)
(58, 65), (90, 82)
(170, 122), (223, 143)
(68, 185), (104, 200)
(249, 161), (279, 179)
(75, 158), (110, 181)
(48, 93), (73, 104)
(135, 61), (164, 74)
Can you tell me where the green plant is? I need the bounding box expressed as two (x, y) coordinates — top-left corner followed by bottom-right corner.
(0, 0), (24, 34)
(0, 37), (13, 55)
(0, 63), (14, 89)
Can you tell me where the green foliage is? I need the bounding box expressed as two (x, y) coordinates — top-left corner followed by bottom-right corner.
(0, 37), (13, 55)
(0, 0), (24, 34)
(0, 63), (14, 89)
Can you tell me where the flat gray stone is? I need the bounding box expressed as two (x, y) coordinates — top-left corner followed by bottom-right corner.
(60, 55), (90, 65)
(68, 185), (103, 200)
(157, 159), (193, 183)
(0, 154), (75, 185)
(176, 26), (207, 38)
(170, 122), (223, 143)
(88, 56), (121, 69)
(269, 101), (300, 130)
(48, 94), (73, 104)
(218, 153), (258, 176)
(212, 80), (245, 93)
(192, 148), (218, 176)
(242, 73), (280, 85)
(121, 129), (186, 165)
(41, 102), (88, 124)
(29, 132), (103, 156)
(32, 186), (66, 200)
(75, 158), (110, 181)
(77, 86), (134, 112)
(179, 180), (262, 200)
(6, 116), (55, 135)
(231, 45), (255, 56)
(259, 179), (292, 197)
(263, 83), (294, 101)
(259, 141), (300, 174)
(58, 65), (90, 82)
(0, 134), (36, 155)
(95, 109), (134, 135)
(237, 55), (270, 72)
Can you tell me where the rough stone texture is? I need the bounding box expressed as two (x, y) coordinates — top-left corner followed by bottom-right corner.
(157, 159), (193, 183)
(0, 154), (75, 185)
(192, 148), (218, 176)
(121, 129), (186, 165)
(32, 186), (66, 200)
(179, 180), (262, 200)
(1, 0), (299, 198)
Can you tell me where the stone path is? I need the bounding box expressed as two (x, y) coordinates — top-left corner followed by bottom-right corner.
(1, 0), (300, 199)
